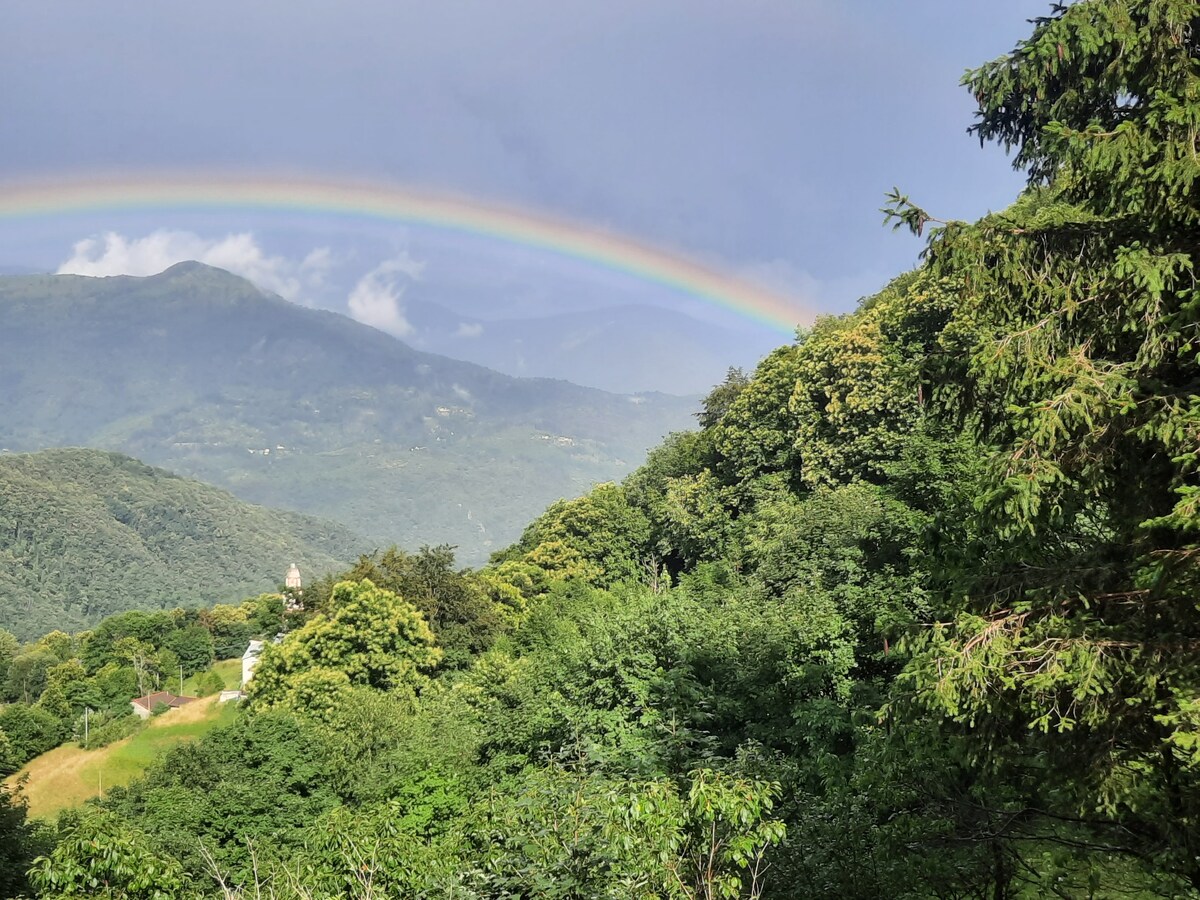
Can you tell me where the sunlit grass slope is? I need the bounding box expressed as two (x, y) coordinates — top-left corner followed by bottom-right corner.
(10, 693), (239, 820)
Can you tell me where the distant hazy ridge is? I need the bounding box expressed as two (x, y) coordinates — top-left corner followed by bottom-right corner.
(0, 263), (696, 562)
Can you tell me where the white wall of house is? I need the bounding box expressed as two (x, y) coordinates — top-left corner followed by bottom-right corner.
(242, 640), (265, 687)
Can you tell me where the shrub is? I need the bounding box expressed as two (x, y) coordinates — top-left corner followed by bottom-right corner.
(78, 712), (143, 749)
(193, 670), (227, 697)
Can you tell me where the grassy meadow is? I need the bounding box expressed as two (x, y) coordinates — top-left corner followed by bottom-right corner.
(10, 675), (241, 820)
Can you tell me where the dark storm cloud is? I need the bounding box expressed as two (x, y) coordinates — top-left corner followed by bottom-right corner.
(1, 0), (1050, 303)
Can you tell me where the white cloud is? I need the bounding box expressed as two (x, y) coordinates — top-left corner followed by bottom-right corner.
(346, 254), (424, 337)
(454, 321), (484, 338)
(297, 247), (334, 290)
(57, 230), (331, 303)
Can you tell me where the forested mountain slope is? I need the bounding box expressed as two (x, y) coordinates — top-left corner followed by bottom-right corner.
(0, 449), (361, 638)
(0, 263), (695, 561)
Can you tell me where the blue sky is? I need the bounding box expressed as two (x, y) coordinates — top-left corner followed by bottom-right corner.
(0, 1), (1052, 387)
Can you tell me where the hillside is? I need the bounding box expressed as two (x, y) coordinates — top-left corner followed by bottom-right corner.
(0, 263), (696, 561)
(9, 694), (239, 820)
(0, 449), (362, 638)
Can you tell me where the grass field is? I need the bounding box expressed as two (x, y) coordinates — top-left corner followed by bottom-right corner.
(10, 687), (240, 820)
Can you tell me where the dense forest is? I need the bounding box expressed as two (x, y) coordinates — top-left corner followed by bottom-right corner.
(3, 1), (1200, 896)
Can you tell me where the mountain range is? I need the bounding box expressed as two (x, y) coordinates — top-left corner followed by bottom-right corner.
(0, 262), (697, 562)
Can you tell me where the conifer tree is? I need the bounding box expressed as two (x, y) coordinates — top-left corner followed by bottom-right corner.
(886, 0), (1200, 883)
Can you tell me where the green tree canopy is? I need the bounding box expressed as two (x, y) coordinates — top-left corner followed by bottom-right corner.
(248, 579), (441, 709)
(882, 0), (1200, 885)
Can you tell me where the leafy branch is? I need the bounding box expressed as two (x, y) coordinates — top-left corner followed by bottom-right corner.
(881, 187), (964, 237)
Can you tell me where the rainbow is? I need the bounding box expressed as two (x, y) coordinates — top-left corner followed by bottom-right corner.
(0, 172), (811, 334)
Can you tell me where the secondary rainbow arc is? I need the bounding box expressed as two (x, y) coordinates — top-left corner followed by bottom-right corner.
(0, 173), (812, 335)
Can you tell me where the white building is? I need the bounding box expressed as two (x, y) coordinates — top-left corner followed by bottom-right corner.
(242, 639), (265, 687)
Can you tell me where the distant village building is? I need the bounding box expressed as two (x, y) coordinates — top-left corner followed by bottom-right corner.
(222, 636), (279, 703)
(242, 639), (265, 687)
(285, 563), (302, 591)
(131, 691), (197, 719)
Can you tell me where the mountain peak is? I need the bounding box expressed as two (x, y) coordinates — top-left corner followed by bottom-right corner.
(153, 260), (248, 282)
